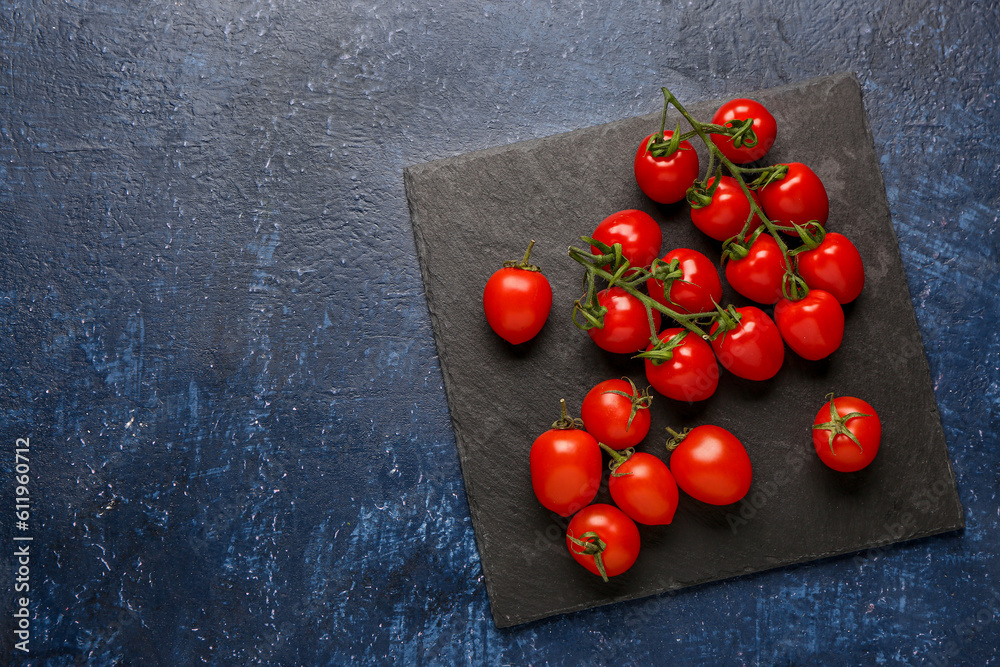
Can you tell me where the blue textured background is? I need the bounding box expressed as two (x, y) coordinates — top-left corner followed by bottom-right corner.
(0, 1), (997, 664)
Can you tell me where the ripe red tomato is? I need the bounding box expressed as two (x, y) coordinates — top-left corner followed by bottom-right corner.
(588, 287), (661, 354)
(812, 395), (881, 472)
(591, 209), (662, 271)
(482, 242), (552, 345)
(644, 328), (719, 402)
(607, 451), (679, 525)
(646, 248), (723, 315)
(566, 503), (640, 580)
(690, 175), (764, 241)
(774, 289), (845, 361)
(709, 306), (784, 381)
(709, 98), (777, 164)
(580, 379), (651, 450)
(757, 162), (829, 231)
(724, 233), (788, 305)
(796, 232), (865, 304)
(668, 425), (752, 505)
(530, 413), (602, 517)
(634, 132), (700, 204)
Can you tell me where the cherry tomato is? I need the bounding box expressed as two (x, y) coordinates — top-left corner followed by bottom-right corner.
(812, 394), (881, 472)
(646, 248), (723, 315)
(588, 287), (661, 354)
(482, 241), (552, 345)
(668, 425), (752, 505)
(709, 98), (777, 164)
(530, 404), (602, 517)
(644, 328), (719, 402)
(690, 175), (764, 241)
(581, 378), (651, 450)
(606, 450), (679, 525)
(796, 232), (865, 304)
(774, 289), (845, 361)
(709, 306), (784, 381)
(725, 233), (788, 305)
(757, 162), (829, 231)
(591, 209), (662, 271)
(634, 132), (700, 204)
(566, 503), (640, 580)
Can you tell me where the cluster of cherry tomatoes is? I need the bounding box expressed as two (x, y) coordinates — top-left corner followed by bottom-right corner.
(482, 90), (883, 582)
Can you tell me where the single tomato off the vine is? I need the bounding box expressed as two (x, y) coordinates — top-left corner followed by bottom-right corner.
(588, 287), (661, 354)
(605, 448), (679, 526)
(690, 175), (764, 241)
(710, 98), (778, 164)
(591, 209), (662, 271)
(634, 132), (700, 204)
(566, 504), (641, 580)
(644, 328), (719, 402)
(709, 306), (784, 381)
(725, 234), (788, 305)
(482, 241), (552, 345)
(757, 162), (829, 232)
(530, 403), (602, 516)
(581, 378), (651, 450)
(812, 395), (881, 472)
(668, 425), (752, 505)
(774, 289), (845, 361)
(796, 232), (865, 304)
(647, 248), (723, 315)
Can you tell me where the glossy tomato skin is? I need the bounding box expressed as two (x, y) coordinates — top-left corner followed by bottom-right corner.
(690, 175), (764, 241)
(580, 379), (651, 450)
(566, 504), (641, 578)
(774, 289), (845, 361)
(812, 396), (881, 472)
(797, 232), (865, 304)
(634, 132), (700, 204)
(710, 306), (785, 381)
(530, 427), (602, 517)
(483, 266), (552, 344)
(647, 248), (723, 315)
(669, 425), (752, 505)
(644, 328), (719, 402)
(757, 162), (829, 231)
(725, 234), (788, 305)
(710, 99), (777, 164)
(591, 209), (662, 271)
(588, 287), (661, 354)
(609, 453), (679, 525)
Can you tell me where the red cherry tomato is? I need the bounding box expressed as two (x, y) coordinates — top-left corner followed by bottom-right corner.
(709, 306), (784, 381)
(634, 132), (700, 204)
(725, 233), (788, 305)
(812, 395), (881, 472)
(646, 248), (723, 315)
(774, 289), (845, 361)
(710, 98), (777, 164)
(530, 406), (602, 517)
(591, 209), (662, 271)
(796, 232), (865, 304)
(606, 450), (679, 525)
(644, 328), (719, 402)
(482, 242), (552, 345)
(566, 504), (640, 580)
(580, 379), (651, 450)
(757, 162), (829, 232)
(668, 425), (752, 505)
(690, 175), (764, 241)
(588, 287), (660, 354)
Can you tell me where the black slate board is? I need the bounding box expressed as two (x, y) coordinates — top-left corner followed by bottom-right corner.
(404, 73), (963, 628)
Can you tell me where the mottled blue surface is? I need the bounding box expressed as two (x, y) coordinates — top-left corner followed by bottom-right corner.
(0, 1), (997, 664)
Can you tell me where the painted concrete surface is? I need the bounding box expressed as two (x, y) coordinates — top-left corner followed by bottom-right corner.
(0, 1), (997, 664)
